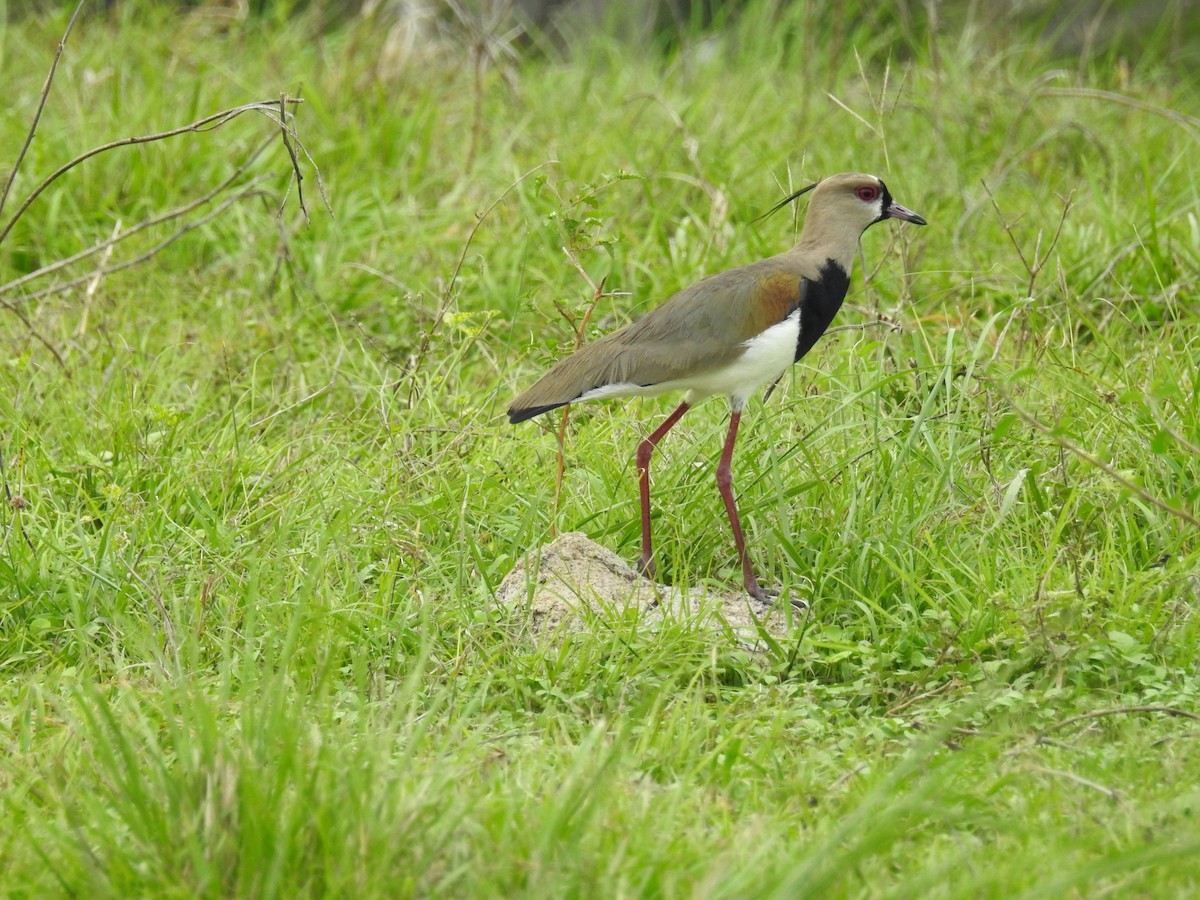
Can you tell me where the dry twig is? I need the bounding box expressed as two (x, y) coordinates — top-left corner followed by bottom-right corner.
(980, 179), (1074, 300)
(1, 447), (35, 551)
(1007, 400), (1200, 529)
(1045, 705), (1200, 732)
(0, 136), (275, 298)
(1028, 764), (1124, 804)
(7, 184), (270, 308)
(549, 267), (605, 537)
(0, 97), (311, 247)
(0, 0), (86, 221)
(406, 161), (555, 399)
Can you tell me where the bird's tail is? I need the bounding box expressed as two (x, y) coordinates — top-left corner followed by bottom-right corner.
(507, 337), (623, 424)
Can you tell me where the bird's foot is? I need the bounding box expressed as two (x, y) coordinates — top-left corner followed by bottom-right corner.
(636, 555), (657, 580)
(746, 582), (808, 612)
(746, 583), (776, 604)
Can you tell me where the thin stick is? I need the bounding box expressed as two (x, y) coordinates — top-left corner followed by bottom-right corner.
(886, 619), (968, 715)
(1028, 765), (1123, 803)
(268, 92), (331, 219)
(885, 678), (960, 717)
(77, 219), (121, 336)
(1045, 705), (1200, 732)
(0, 447), (35, 551)
(0, 143), (273, 296)
(829, 763), (869, 792)
(0, 296), (70, 371)
(1009, 400), (1200, 529)
(7, 186), (268, 308)
(980, 179), (1075, 299)
(250, 368), (341, 429)
(1031, 190), (1075, 298)
(276, 92), (309, 223)
(551, 272), (606, 537)
(0, 0), (87, 221)
(0, 98), (302, 246)
(981, 179), (1033, 282)
(411, 161), (556, 375)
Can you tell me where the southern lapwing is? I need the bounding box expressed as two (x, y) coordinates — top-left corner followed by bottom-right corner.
(508, 173), (926, 601)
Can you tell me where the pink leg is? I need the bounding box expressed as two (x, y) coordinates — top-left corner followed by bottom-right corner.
(636, 401), (690, 577)
(715, 410), (767, 601)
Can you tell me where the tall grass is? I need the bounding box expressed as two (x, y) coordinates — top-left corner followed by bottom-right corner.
(1, 1), (1199, 895)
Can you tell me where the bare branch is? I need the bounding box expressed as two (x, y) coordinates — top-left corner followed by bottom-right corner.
(0, 295), (70, 371)
(0, 446), (36, 552)
(1046, 705), (1200, 732)
(275, 99), (332, 220)
(0, 98), (303, 246)
(980, 179), (1033, 281)
(0, 138), (274, 297)
(980, 179), (1075, 299)
(0, 0), (87, 221)
(0, 25), (323, 367)
(276, 92), (309, 223)
(6, 185), (270, 308)
(1028, 765), (1123, 804)
(551, 268), (608, 535)
(410, 161), (556, 376)
(1010, 400), (1200, 529)
(1035, 190), (1076, 297)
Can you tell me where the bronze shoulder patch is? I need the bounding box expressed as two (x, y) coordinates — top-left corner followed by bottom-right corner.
(742, 271), (803, 337)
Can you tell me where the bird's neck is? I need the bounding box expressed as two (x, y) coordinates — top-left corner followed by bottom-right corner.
(791, 220), (862, 275)
(787, 211), (864, 274)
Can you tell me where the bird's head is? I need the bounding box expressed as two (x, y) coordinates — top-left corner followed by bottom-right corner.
(758, 172), (926, 250)
(813, 173), (927, 230)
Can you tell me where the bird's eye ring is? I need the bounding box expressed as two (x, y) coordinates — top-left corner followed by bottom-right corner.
(856, 185), (880, 202)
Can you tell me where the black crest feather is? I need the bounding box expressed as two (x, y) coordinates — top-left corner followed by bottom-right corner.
(752, 180), (819, 224)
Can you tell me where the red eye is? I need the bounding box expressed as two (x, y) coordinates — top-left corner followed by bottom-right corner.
(856, 185), (879, 202)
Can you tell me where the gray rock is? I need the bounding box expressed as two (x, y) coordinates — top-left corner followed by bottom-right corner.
(496, 531), (801, 648)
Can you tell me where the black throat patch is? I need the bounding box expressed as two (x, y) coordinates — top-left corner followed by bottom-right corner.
(872, 180), (894, 226)
(795, 258), (851, 362)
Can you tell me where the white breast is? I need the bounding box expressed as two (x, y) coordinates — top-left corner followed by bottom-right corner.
(575, 310), (801, 411)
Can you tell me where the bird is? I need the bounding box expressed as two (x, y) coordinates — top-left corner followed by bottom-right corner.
(508, 173), (926, 602)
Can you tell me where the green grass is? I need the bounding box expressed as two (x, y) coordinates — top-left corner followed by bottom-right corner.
(2, 1), (1199, 895)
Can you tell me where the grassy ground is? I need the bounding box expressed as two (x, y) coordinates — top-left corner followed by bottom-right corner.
(1, 1), (1199, 896)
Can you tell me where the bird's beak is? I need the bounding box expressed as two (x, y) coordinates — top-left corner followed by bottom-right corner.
(885, 202), (927, 226)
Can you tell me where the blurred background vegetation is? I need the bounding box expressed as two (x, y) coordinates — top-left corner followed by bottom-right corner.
(4, 0), (1199, 64)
